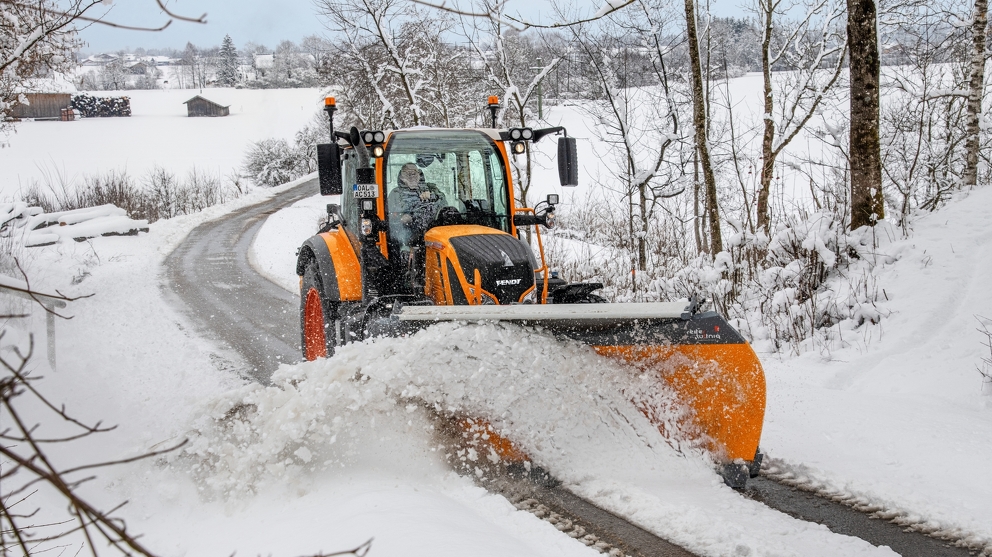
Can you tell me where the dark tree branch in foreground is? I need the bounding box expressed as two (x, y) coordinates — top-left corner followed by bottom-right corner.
(0, 335), (184, 557)
(407, 0), (634, 31)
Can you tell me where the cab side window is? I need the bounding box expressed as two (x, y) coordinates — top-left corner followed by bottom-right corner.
(341, 152), (359, 235)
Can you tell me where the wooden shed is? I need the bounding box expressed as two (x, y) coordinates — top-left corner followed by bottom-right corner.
(8, 93), (71, 120)
(183, 95), (230, 117)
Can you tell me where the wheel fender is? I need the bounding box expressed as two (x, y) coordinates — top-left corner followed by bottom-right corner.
(296, 231), (362, 302)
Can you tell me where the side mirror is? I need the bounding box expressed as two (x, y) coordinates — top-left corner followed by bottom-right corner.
(558, 137), (578, 187)
(318, 143), (342, 195)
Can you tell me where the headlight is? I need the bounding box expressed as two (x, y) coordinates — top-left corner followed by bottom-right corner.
(544, 212), (556, 228)
(373, 131), (385, 143)
(509, 128), (522, 140)
(481, 293), (498, 305)
(361, 218), (372, 235)
(521, 127), (533, 140)
(511, 141), (526, 154)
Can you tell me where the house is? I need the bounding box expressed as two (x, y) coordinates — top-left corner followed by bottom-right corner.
(253, 53), (274, 77)
(253, 53), (274, 69)
(128, 61), (151, 75)
(81, 53), (119, 66)
(183, 95), (230, 117)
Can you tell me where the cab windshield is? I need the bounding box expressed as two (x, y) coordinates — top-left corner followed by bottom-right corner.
(384, 130), (511, 233)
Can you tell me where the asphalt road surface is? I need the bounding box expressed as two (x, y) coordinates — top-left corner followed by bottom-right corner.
(163, 179), (315, 383)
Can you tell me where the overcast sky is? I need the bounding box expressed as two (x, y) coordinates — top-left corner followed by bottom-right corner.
(79, 0), (329, 53)
(79, 0), (744, 54)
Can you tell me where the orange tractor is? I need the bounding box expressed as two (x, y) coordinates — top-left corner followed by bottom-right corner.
(296, 97), (765, 487)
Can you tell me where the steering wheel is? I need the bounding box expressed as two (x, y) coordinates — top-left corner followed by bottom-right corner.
(432, 206), (464, 227)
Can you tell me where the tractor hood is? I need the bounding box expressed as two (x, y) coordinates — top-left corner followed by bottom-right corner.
(424, 225), (535, 305)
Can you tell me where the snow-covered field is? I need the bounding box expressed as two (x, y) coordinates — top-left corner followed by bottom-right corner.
(2, 79), (991, 556)
(0, 88), (325, 198)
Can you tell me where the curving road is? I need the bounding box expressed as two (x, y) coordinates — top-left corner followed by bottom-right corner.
(162, 181), (973, 557)
(163, 180), (315, 383)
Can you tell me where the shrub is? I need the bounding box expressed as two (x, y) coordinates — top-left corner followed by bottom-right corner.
(21, 166), (247, 224)
(242, 113), (325, 187)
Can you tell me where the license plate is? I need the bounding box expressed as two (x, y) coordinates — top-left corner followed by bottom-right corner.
(354, 183), (379, 199)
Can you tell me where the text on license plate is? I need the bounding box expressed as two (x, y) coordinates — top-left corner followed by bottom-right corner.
(355, 183), (379, 198)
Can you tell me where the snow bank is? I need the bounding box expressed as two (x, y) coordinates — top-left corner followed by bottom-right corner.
(1, 202), (148, 246)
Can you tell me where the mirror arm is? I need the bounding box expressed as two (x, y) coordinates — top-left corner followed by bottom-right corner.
(532, 126), (565, 144)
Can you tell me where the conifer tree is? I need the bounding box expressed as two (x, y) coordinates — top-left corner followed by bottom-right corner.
(218, 34), (239, 87)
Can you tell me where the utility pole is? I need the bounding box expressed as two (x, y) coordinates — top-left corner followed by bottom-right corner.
(531, 58), (545, 120)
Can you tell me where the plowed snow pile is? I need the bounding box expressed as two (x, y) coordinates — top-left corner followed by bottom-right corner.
(179, 322), (696, 497)
(177, 321), (893, 557)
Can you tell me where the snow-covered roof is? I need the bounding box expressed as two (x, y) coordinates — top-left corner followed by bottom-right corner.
(12, 76), (77, 94)
(253, 54), (275, 68)
(183, 95), (230, 108)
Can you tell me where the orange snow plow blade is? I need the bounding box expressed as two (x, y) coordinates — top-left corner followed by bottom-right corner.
(595, 343), (765, 462)
(397, 301), (766, 467)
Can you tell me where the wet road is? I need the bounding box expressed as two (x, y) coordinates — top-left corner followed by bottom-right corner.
(163, 179), (315, 383)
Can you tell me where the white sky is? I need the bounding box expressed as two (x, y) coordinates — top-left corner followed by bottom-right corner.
(79, 0), (748, 53)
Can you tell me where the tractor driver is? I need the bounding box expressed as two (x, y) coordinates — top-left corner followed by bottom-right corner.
(388, 162), (445, 242)
(387, 162), (445, 288)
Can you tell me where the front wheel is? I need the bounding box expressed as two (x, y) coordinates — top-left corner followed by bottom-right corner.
(300, 260), (338, 360)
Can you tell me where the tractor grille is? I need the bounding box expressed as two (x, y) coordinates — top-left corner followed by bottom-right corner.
(449, 234), (535, 304)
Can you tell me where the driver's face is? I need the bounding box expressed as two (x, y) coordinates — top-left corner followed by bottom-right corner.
(400, 166), (420, 188)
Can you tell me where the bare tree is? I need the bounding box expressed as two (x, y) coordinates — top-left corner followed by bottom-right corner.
(318, 0), (475, 128)
(754, 0), (847, 233)
(962, 0), (988, 186)
(461, 1), (560, 208)
(848, 0), (884, 228)
(880, 4), (971, 227)
(684, 0), (723, 252)
(567, 7), (689, 271)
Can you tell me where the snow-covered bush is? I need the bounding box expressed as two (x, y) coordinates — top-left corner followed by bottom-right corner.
(242, 138), (308, 187)
(22, 167), (246, 223)
(548, 203), (892, 355)
(242, 114), (323, 187)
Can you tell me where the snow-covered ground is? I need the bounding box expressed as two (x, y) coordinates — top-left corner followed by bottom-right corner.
(0, 87), (325, 198)
(2, 78), (991, 556)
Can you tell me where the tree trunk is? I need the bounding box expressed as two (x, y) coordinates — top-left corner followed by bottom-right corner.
(684, 0), (722, 253)
(757, 0), (775, 233)
(848, 0), (884, 228)
(639, 181), (648, 271)
(963, 0), (988, 187)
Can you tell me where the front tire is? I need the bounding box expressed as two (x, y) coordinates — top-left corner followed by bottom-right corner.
(300, 260), (337, 360)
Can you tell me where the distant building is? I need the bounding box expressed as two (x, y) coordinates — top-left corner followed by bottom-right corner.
(128, 61), (151, 75)
(253, 54), (274, 69)
(8, 93), (72, 119)
(183, 95), (230, 117)
(81, 53), (119, 66)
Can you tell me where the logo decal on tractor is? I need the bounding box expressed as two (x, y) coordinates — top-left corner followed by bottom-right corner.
(500, 250), (514, 267)
(496, 278), (522, 286)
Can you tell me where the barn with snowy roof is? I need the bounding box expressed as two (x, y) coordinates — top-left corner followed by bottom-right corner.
(183, 95), (230, 117)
